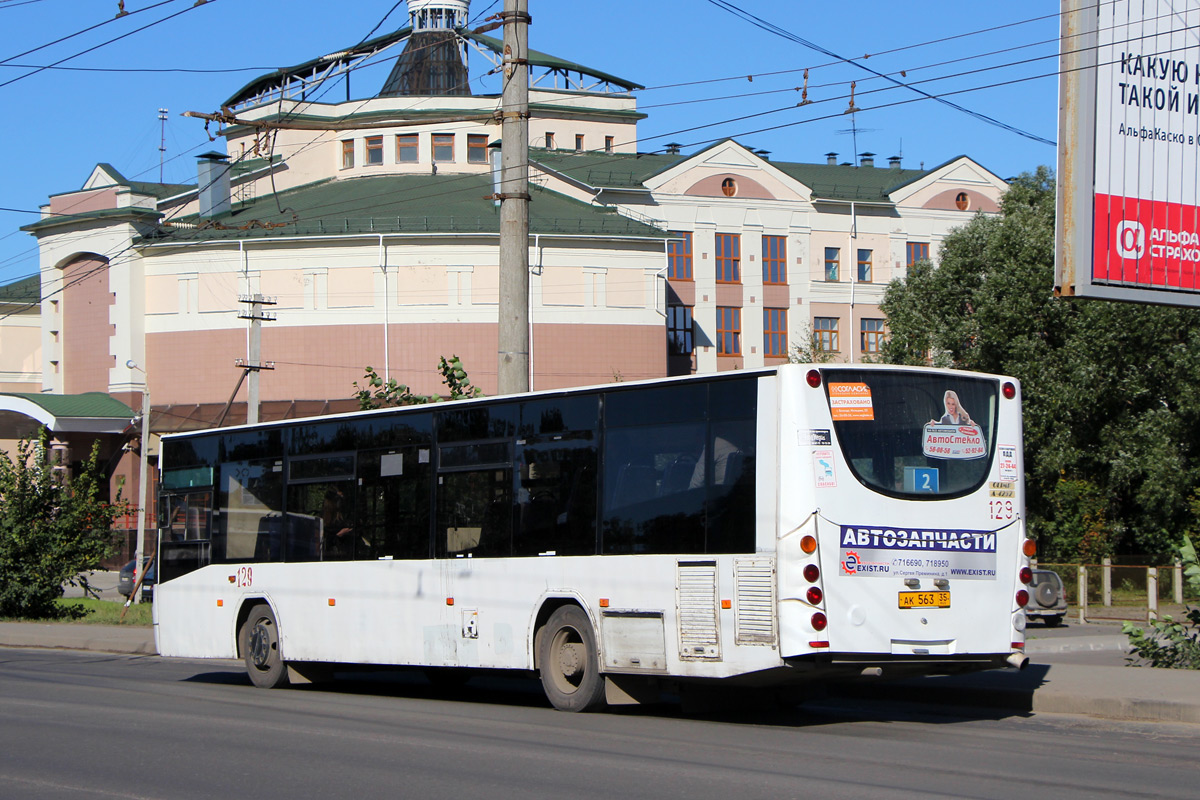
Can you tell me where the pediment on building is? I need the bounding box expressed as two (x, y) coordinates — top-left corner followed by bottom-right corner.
(644, 140), (813, 203)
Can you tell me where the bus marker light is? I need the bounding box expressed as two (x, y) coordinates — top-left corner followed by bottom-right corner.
(803, 564), (819, 582)
(811, 612), (828, 631)
(228, 576), (236, 583)
(1011, 642), (1025, 650)
(328, 598), (336, 607)
(809, 641), (830, 648)
(1019, 567), (1032, 584)
(1023, 539), (1037, 557)
(807, 587), (823, 605)
(721, 599), (731, 609)
(801, 535), (817, 554)
(806, 369), (822, 388)
(599, 598), (609, 608)
(1015, 590), (1029, 607)
(1003, 381), (1017, 399)
(446, 597), (454, 606)
(216, 599), (223, 607)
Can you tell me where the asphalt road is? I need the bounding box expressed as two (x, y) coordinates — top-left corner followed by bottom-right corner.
(0, 647), (1195, 800)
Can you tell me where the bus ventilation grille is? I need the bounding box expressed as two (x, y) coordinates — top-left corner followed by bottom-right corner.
(677, 560), (721, 660)
(734, 557), (777, 646)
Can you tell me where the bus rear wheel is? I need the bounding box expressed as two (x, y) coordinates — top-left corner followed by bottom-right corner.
(240, 603), (290, 689)
(538, 605), (606, 712)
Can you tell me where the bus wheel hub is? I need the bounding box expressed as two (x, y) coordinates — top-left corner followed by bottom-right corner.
(557, 642), (583, 677)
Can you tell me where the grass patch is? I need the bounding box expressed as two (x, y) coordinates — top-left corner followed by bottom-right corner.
(0, 598), (152, 626)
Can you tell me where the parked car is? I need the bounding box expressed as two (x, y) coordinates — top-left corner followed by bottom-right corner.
(117, 558), (156, 601)
(1025, 568), (1067, 626)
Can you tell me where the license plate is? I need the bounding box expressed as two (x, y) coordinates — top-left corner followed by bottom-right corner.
(898, 591), (950, 609)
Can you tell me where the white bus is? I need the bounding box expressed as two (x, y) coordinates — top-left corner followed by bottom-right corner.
(153, 364), (1033, 711)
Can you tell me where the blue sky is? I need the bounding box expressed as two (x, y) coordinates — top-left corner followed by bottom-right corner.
(0, 0), (1060, 285)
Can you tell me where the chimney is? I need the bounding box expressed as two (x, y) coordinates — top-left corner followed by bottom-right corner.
(859, 152), (875, 168)
(825, 151), (838, 166)
(197, 152), (231, 219)
(754, 148), (771, 161)
(664, 142), (682, 155)
(888, 155), (902, 170)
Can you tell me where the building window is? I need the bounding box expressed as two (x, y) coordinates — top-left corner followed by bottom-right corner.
(341, 140), (354, 169)
(716, 307), (741, 355)
(763, 235), (786, 284)
(857, 248), (873, 282)
(396, 134), (418, 163)
(715, 233), (741, 283)
(433, 133), (455, 162)
(667, 305), (694, 355)
(814, 317), (839, 352)
(545, 132), (556, 149)
(668, 232), (693, 280)
(764, 308), (788, 357)
(365, 136), (384, 166)
(955, 191), (970, 211)
(467, 134), (488, 164)
(575, 134), (585, 151)
(824, 247), (840, 282)
(604, 135), (614, 154)
(861, 318), (886, 354)
(906, 242), (930, 265)
(721, 177), (737, 197)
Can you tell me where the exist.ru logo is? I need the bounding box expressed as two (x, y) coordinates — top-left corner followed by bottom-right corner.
(841, 550), (859, 575)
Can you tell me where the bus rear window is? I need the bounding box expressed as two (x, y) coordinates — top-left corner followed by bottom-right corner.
(823, 369), (999, 499)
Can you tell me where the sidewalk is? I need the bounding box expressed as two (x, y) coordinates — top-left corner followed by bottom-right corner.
(1, 620), (1198, 724)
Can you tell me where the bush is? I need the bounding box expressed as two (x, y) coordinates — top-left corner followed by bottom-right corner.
(0, 436), (123, 619)
(1124, 536), (1200, 668)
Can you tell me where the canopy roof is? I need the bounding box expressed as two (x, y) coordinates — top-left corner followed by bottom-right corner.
(0, 392), (134, 438)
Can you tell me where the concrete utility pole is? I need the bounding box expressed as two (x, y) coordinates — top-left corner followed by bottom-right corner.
(497, 0), (530, 395)
(237, 294), (277, 424)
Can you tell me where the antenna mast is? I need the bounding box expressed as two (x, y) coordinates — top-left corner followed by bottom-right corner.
(158, 108), (169, 183)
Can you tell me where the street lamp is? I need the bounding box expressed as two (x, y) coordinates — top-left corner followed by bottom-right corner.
(126, 360), (149, 604)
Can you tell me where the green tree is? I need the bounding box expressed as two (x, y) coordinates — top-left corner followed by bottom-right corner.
(0, 436), (122, 619)
(880, 166), (1200, 559)
(354, 356), (483, 410)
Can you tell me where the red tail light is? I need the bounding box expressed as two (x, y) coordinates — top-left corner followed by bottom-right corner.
(806, 369), (822, 388)
(1016, 589), (1029, 607)
(1019, 567), (1032, 584)
(1003, 381), (1017, 399)
(811, 612), (828, 631)
(806, 586), (823, 605)
(803, 564), (820, 582)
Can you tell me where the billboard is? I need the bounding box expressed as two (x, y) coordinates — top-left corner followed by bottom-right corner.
(1056, 0), (1200, 306)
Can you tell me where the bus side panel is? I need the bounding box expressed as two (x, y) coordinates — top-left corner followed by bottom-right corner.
(155, 555), (790, 679)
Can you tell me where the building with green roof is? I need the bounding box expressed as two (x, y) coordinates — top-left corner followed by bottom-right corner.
(13, 1), (1007, 564)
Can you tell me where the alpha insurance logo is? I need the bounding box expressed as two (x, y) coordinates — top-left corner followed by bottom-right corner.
(1115, 219), (1146, 259)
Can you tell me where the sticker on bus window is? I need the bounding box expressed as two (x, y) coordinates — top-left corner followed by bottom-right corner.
(828, 382), (873, 420)
(997, 444), (1018, 481)
(813, 449), (837, 488)
(921, 424), (987, 459)
(380, 453), (403, 477)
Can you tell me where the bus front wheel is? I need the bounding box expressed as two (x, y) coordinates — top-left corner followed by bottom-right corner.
(239, 603), (290, 689)
(538, 605), (606, 712)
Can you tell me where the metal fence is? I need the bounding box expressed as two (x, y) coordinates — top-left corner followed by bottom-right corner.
(1036, 559), (1198, 623)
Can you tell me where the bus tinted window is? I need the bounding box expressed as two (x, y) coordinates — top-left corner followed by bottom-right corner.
(215, 457), (284, 562)
(515, 432), (598, 557)
(602, 377), (757, 555)
(358, 446), (433, 560)
(437, 403), (518, 442)
(824, 369), (998, 498)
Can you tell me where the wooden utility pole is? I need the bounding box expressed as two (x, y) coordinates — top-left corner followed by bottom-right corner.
(497, 0), (530, 395)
